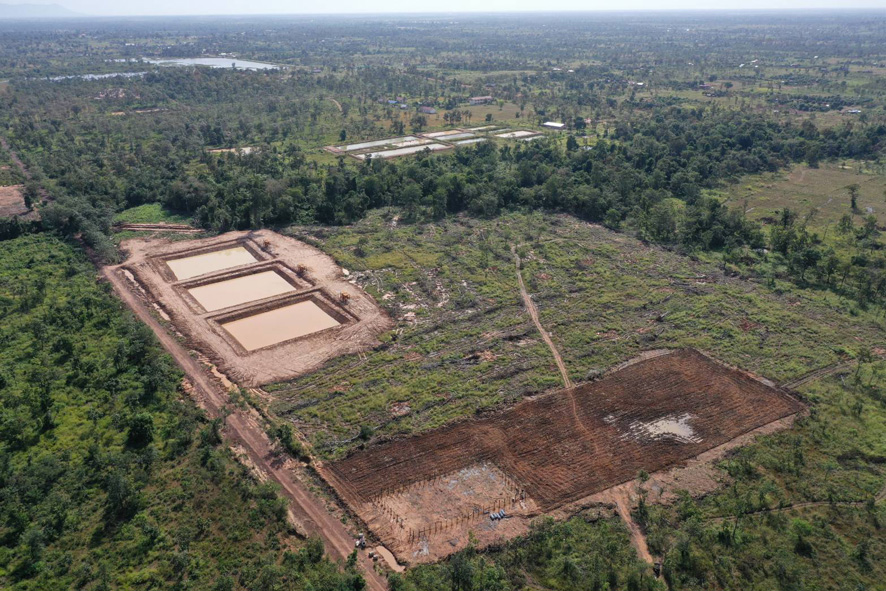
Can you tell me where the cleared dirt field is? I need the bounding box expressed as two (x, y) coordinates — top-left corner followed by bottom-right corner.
(323, 349), (803, 561)
(0, 184), (28, 217)
(114, 230), (393, 386)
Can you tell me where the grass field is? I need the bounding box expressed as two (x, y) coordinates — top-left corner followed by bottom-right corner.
(268, 211), (884, 460)
(113, 203), (192, 225)
(719, 161), (886, 231)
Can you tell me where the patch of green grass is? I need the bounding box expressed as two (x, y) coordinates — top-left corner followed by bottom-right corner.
(113, 202), (192, 225)
(719, 160), (886, 231)
(272, 211), (884, 460)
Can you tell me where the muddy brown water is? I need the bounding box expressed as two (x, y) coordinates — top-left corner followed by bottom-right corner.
(222, 300), (340, 351)
(166, 246), (257, 280)
(187, 270), (295, 311)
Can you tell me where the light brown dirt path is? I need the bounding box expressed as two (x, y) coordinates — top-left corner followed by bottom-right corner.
(782, 361), (855, 389)
(113, 222), (202, 233)
(511, 244), (572, 388)
(102, 266), (388, 591)
(610, 488), (655, 565)
(705, 482), (886, 524)
(512, 244), (659, 570)
(330, 98), (343, 113)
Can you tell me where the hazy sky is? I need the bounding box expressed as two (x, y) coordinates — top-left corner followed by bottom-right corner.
(17, 0), (886, 17)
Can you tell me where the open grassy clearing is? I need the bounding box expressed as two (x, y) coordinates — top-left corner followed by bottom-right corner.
(113, 203), (192, 225)
(267, 211), (884, 460)
(268, 213), (559, 456)
(718, 161), (886, 231)
(517, 215), (883, 382)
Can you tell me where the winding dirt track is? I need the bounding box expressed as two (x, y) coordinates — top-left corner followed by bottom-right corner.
(102, 267), (388, 591)
(512, 245), (572, 388)
(611, 489), (655, 564)
(781, 361), (855, 389)
(510, 244), (661, 565)
(703, 482), (886, 524)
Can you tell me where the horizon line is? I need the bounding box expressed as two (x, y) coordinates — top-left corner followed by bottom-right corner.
(4, 6), (886, 20)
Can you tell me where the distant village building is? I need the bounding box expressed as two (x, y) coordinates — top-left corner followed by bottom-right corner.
(418, 106), (437, 114)
(542, 121), (566, 129)
(469, 96), (494, 105)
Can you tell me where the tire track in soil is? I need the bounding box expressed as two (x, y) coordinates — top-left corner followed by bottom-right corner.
(512, 244), (659, 571)
(113, 222), (203, 234)
(703, 487), (886, 524)
(102, 266), (389, 591)
(511, 244), (572, 388)
(611, 489), (656, 565)
(781, 361), (855, 390)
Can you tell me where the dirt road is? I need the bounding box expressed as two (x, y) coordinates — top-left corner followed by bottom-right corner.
(102, 266), (388, 591)
(512, 244), (658, 571)
(113, 222), (202, 234)
(781, 361), (855, 390)
(611, 489), (655, 565)
(511, 245), (572, 388)
(705, 482), (886, 524)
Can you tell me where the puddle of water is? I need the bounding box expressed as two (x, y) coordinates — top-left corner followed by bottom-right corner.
(166, 246), (257, 280)
(187, 270), (295, 311)
(495, 130), (538, 138)
(374, 546), (405, 573)
(621, 413), (702, 444)
(46, 72), (147, 81)
(355, 143), (449, 160)
(221, 300), (340, 351)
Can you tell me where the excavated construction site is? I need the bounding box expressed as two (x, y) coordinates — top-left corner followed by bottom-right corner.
(110, 230), (806, 570)
(321, 349), (805, 564)
(112, 230), (393, 386)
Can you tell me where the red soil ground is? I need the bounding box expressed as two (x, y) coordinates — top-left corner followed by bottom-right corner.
(326, 349), (804, 513)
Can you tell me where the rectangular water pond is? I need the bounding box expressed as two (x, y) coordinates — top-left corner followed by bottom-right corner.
(166, 246), (258, 280)
(187, 270), (296, 312)
(496, 130), (539, 139)
(355, 143), (450, 160)
(221, 300), (340, 351)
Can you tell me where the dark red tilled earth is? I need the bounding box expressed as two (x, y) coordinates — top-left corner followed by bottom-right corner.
(327, 349), (804, 511)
